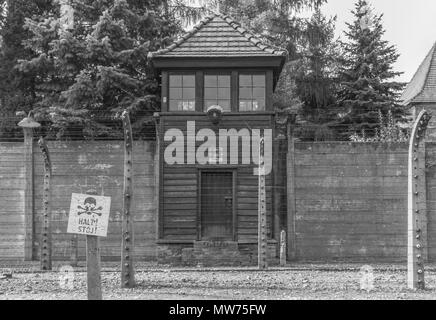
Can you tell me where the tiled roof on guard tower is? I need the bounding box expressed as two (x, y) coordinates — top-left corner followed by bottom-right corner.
(150, 13), (287, 58)
(401, 42), (436, 105)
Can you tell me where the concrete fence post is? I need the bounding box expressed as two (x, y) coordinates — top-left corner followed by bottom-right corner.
(18, 113), (41, 261)
(280, 230), (286, 266)
(286, 120), (297, 261)
(23, 128), (34, 261)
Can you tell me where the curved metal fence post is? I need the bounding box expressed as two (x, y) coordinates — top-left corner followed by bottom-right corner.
(408, 110), (432, 290)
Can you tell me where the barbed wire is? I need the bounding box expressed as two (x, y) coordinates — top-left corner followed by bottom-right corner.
(0, 116), (417, 141)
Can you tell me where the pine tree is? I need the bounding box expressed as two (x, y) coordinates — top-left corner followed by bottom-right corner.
(16, 0), (180, 139)
(0, 0), (53, 136)
(176, 0), (327, 59)
(293, 9), (339, 141)
(336, 0), (406, 139)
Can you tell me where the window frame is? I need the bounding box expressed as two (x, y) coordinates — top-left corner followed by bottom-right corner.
(168, 72), (197, 112)
(203, 71), (232, 112)
(238, 72), (267, 112)
(162, 69), (273, 113)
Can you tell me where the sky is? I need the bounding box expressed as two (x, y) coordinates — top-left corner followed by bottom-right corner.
(320, 0), (436, 83)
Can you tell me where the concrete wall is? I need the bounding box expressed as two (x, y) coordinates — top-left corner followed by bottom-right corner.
(424, 142), (436, 260)
(0, 140), (157, 261)
(3, 138), (436, 264)
(291, 142), (413, 262)
(0, 143), (26, 259)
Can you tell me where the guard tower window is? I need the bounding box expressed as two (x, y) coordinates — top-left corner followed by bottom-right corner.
(239, 74), (266, 111)
(204, 74), (231, 112)
(169, 74), (196, 111)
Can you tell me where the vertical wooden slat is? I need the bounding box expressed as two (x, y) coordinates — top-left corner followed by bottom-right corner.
(159, 118), (164, 239)
(265, 70), (273, 111)
(161, 71), (169, 112)
(196, 71), (204, 112)
(231, 71), (238, 112)
(232, 170), (237, 242)
(197, 170), (202, 241)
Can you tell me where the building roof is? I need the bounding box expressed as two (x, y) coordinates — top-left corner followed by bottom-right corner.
(149, 13), (287, 58)
(401, 42), (436, 105)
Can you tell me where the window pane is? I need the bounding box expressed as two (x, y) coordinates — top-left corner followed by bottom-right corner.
(182, 101), (195, 111)
(239, 87), (252, 99)
(204, 75), (218, 87)
(205, 100), (217, 110)
(239, 75), (252, 87)
(253, 75), (265, 87)
(239, 100), (252, 111)
(218, 75), (230, 87)
(218, 100), (231, 111)
(169, 100), (180, 111)
(205, 88), (218, 99)
(169, 75), (182, 87)
(218, 87), (230, 99)
(183, 75), (195, 87)
(170, 87), (182, 99)
(183, 88), (195, 100)
(253, 87), (265, 99)
(253, 99), (265, 111)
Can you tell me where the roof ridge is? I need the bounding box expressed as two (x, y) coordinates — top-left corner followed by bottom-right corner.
(416, 41), (436, 96)
(217, 13), (287, 56)
(148, 14), (216, 58)
(149, 13), (288, 58)
(401, 41), (436, 105)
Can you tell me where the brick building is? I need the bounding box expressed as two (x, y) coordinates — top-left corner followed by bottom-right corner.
(401, 42), (436, 139)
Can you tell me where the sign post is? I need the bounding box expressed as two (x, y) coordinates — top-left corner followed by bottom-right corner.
(86, 232), (101, 300)
(67, 192), (111, 300)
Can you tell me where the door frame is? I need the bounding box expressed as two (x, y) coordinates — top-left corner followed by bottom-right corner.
(197, 168), (237, 241)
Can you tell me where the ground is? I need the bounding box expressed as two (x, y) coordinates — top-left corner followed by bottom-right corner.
(1, 262), (436, 300)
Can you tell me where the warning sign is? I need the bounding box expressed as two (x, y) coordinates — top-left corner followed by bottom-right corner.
(67, 193), (111, 237)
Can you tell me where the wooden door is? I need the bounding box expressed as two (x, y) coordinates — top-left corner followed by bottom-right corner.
(201, 172), (233, 240)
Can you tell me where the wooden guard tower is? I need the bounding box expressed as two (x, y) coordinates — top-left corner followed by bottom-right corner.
(150, 13), (287, 266)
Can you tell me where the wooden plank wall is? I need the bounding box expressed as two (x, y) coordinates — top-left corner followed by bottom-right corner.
(32, 140), (157, 261)
(0, 143), (26, 260)
(293, 142), (410, 262)
(161, 114), (273, 242)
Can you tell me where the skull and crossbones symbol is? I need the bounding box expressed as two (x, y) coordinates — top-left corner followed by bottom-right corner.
(77, 197), (103, 216)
